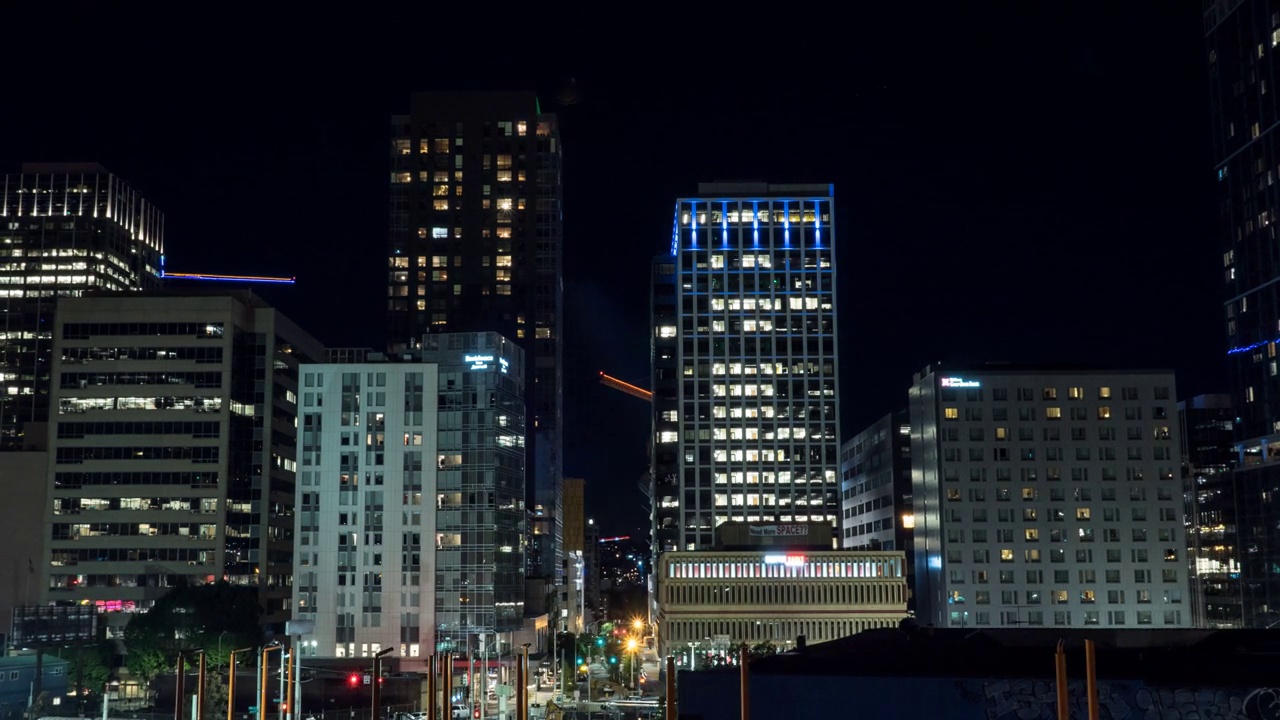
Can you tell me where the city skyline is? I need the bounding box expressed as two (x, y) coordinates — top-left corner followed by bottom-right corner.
(0, 3), (1222, 536)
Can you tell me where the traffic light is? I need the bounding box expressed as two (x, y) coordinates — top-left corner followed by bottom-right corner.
(576, 656), (583, 665)
(609, 657), (617, 665)
(473, 707), (480, 719)
(596, 638), (604, 647)
(347, 673), (360, 688)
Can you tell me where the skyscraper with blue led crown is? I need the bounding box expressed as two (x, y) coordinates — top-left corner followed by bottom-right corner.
(650, 183), (840, 556)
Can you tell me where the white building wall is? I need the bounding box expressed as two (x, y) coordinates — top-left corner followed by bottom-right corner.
(294, 363), (439, 664)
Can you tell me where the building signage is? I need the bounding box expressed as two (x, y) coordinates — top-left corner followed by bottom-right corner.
(763, 554), (807, 567)
(940, 377), (981, 388)
(748, 524), (809, 537)
(464, 354), (509, 373)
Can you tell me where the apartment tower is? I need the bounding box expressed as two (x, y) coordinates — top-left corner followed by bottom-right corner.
(388, 93), (563, 591)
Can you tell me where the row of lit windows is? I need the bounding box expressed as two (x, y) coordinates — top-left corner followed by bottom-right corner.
(944, 386), (1170, 402)
(947, 525), (1178, 543)
(944, 406), (1171, 422)
(948, 588), (1182, 605)
(665, 557), (901, 580)
(663, 578), (903, 607)
(59, 396), (221, 413)
(944, 547), (1182, 564)
(949, 609), (1182, 627)
(679, 208), (830, 225)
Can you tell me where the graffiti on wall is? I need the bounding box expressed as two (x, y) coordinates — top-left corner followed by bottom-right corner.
(966, 678), (1280, 720)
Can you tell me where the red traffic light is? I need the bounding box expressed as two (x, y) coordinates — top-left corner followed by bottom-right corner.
(473, 707), (480, 719)
(347, 673), (360, 687)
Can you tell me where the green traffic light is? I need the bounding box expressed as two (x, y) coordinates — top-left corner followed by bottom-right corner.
(576, 657), (583, 664)
(596, 638), (604, 647)
(609, 657), (617, 665)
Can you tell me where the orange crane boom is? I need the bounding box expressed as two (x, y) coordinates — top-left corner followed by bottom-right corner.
(599, 371), (653, 402)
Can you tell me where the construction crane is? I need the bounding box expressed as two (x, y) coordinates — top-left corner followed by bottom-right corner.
(598, 372), (652, 402)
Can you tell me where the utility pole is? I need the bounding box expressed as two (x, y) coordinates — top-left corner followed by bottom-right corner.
(176, 654), (187, 720)
(260, 645), (283, 720)
(228, 648), (252, 720)
(197, 650), (207, 720)
(371, 648), (394, 720)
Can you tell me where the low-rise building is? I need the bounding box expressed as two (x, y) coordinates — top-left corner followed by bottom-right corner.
(655, 521), (907, 664)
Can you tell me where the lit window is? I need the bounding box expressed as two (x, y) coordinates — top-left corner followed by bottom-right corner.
(496, 284), (511, 295)
(1097, 406), (1111, 419)
(657, 326), (677, 338)
(432, 228), (448, 239)
(944, 407), (958, 420)
(658, 431), (678, 443)
(1068, 387), (1084, 399)
(391, 172), (411, 184)
(1045, 407), (1061, 419)
(433, 200), (449, 211)
(1098, 386), (1111, 399)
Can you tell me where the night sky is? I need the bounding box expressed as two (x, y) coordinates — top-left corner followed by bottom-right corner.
(3, 3), (1220, 538)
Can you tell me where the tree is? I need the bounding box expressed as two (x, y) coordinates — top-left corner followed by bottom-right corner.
(54, 641), (114, 712)
(748, 641), (777, 659)
(123, 583), (263, 695)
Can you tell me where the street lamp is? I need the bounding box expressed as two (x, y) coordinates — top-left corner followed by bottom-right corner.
(625, 639), (638, 690)
(227, 648), (252, 720)
(371, 648), (394, 720)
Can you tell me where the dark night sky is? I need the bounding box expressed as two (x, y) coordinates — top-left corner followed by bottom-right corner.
(3, 3), (1221, 538)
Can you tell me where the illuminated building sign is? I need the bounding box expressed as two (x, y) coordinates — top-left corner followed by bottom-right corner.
(940, 377), (980, 388)
(464, 355), (510, 373)
(763, 554), (807, 567)
(749, 524), (809, 537)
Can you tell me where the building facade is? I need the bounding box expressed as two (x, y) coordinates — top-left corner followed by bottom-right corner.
(651, 183), (839, 557)
(42, 291), (323, 627)
(294, 333), (525, 663)
(388, 93), (563, 588)
(1180, 394), (1241, 628)
(418, 333), (527, 653)
(1204, 1), (1280, 627)
(0, 163), (163, 449)
(655, 548), (907, 663)
(910, 366), (1191, 629)
(840, 410), (913, 551)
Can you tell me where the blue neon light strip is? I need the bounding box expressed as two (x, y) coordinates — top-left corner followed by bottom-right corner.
(1228, 338), (1279, 355)
(163, 272), (296, 285)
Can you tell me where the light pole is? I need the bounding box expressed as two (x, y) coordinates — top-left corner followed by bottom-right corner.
(625, 639), (638, 690)
(227, 648), (252, 720)
(371, 648), (394, 720)
(259, 644), (283, 720)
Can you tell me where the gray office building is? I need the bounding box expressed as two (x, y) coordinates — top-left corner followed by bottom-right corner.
(910, 365), (1191, 629)
(43, 291), (323, 627)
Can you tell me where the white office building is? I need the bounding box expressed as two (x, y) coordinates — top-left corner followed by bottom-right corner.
(910, 365), (1191, 629)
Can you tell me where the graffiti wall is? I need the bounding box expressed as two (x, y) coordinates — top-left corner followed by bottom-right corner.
(677, 672), (1280, 720)
(966, 679), (1278, 720)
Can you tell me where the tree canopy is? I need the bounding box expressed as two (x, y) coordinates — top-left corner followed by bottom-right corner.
(123, 582), (263, 681)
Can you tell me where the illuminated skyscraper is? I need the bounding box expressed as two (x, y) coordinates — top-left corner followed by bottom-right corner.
(1205, 1), (1280, 627)
(388, 93), (564, 588)
(0, 163), (163, 448)
(651, 183), (840, 555)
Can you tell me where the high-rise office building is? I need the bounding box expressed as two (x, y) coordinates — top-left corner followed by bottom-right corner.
(388, 92), (563, 588)
(43, 291), (323, 627)
(418, 333), (526, 652)
(839, 409), (914, 610)
(651, 183), (839, 556)
(0, 163), (163, 448)
(1180, 393), (1241, 628)
(910, 365), (1191, 629)
(294, 333), (525, 662)
(1205, 0), (1280, 628)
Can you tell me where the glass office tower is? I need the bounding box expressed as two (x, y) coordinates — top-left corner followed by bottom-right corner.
(0, 163), (163, 448)
(652, 183), (840, 554)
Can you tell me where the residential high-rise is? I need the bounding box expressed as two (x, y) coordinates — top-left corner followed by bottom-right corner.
(910, 365), (1191, 629)
(651, 183), (839, 557)
(839, 409), (914, 610)
(388, 92), (564, 590)
(294, 334), (526, 663)
(1205, 1), (1280, 628)
(42, 291), (323, 628)
(0, 163), (163, 449)
(1180, 394), (1241, 628)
